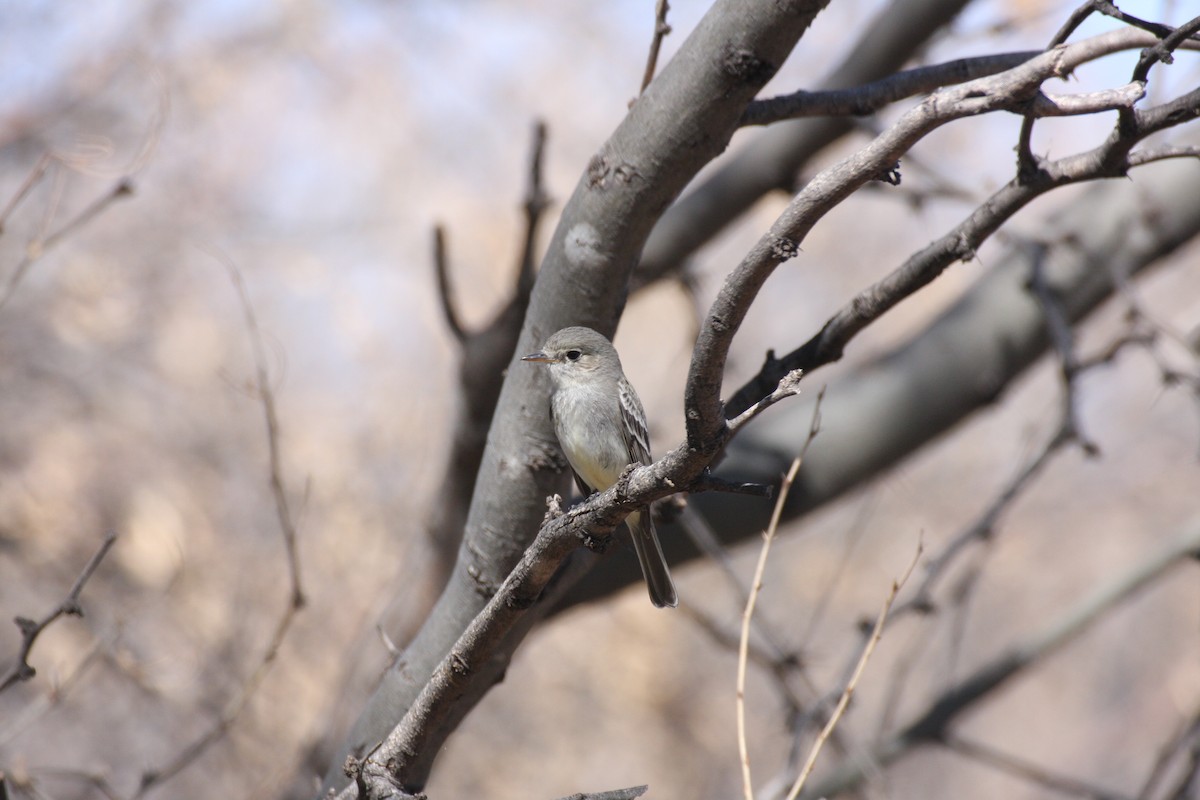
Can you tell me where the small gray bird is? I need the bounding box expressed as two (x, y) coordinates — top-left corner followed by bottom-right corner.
(522, 326), (678, 608)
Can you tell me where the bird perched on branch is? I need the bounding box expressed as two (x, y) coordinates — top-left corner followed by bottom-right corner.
(522, 326), (678, 608)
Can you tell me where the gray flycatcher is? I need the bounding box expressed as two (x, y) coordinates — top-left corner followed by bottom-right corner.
(522, 326), (678, 608)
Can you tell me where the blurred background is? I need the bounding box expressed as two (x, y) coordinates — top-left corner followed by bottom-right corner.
(1, 1), (1197, 798)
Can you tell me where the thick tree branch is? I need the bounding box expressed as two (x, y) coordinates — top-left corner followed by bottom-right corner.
(323, 2), (830, 792)
(724, 30), (1199, 423)
(634, 0), (978, 289)
(690, 28), (1174, 451)
(341, 445), (749, 796)
(422, 120), (550, 590)
(566, 160), (1200, 608)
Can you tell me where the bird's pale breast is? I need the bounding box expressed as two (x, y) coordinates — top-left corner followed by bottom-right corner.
(551, 383), (628, 492)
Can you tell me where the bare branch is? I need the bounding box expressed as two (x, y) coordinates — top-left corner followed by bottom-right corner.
(553, 786), (648, 800)
(517, 120), (550, 297)
(639, 0), (671, 95)
(725, 31), (1200, 422)
(0, 153), (53, 234)
(0, 178), (134, 312)
(634, 0), (981, 289)
(432, 224), (466, 343)
(226, 261), (306, 610)
(738, 456), (803, 800)
(0, 532), (117, 693)
(1136, 703), (1200, 800)
(785, 540), (921, 800)
(945, 734), (1134, 800)
(1025, 82), (1145, 117)
(1130, 14), (1200, 84)
(725, 369), (804, 436)
(800, 521), (1200, 799)
(1127, 145), (1200, 166)
(742, 51), (1040, 125)
(691, 28), (1183, 450)
(133, 254), (307, 797)
(1028, 241), (1099, 454)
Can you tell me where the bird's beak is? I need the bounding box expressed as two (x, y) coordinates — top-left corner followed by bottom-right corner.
(521, 351), (556, 363)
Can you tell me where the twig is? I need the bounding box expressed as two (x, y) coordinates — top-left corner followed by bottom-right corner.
(0, 178), (134, 311)
(894, 432), (1067, 622)
(1127, 145), (1200, 166)
(687, 470), (773, 497)
(432, 224), (466, 343)
(0, 633), (110, 747)
(639, 0), (671, 95)
(784, 539), (922, 800)
(731, 390), (824, 798)
(0, 153), (53, 234)
(516, 120), (549, 297)
(724, 29), (1200, 422)
(0, 532), (117, 693)
(226, 258), (305, 609)
(135, 605), (301, 797)
(553, 786), (648, 800)
(801, 521), (1200, 799)
(678, 603), (809, 718)
(1136, 703), (1200, 800)
(135, 254), (306, 797)
(725, 369), (804, 436)
(692, 27), (1191, 448)
(944, 734), (1134, 800)
(742, 51), (1040, 126)
(676, 504), (814, 716)
(1028, 239), (1099, 454)
(737, 456), (803, 800)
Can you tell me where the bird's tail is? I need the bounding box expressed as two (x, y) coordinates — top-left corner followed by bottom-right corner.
(628, 511), (678, 608)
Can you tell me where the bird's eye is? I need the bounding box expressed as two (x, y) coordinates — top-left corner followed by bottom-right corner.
(565, 349), (582, 361)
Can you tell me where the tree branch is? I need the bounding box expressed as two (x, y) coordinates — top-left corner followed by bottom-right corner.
(691, 28), (1175, 451)
(323, 2), (830, 792)
(742, 51), (1040, 126)
(639, 0), (671, 95)
(432, 225), (466, 344)
(0, 532), (117, 693)
(635, 0), (979, 289)
(724, 30), (1200, 423)
(799, 521), (1200, 799)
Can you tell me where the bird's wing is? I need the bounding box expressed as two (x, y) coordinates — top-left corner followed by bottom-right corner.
(618, 377), (652, 467)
